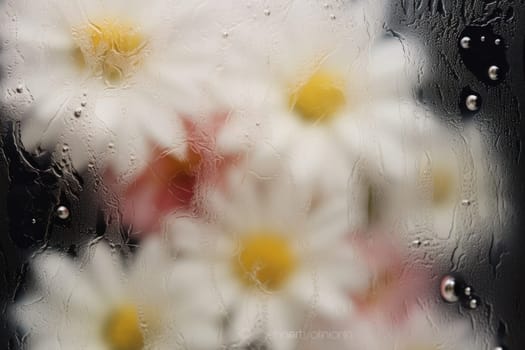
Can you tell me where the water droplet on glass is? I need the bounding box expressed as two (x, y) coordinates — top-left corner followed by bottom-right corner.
(324, 3), (329, 9)
(465, 94), (480, 111)
(488, 65), (500, 80)
(222, 31), (229, 38)
(494, 346), (504, 350)
(74, 108), (82, 118)
(480, 35), (486, 42)
(15, 84), (23, 93)
(464, 286), (473, 296)
(330, 14), (336, 20)
(468, 297), (479, 309)
(108, 142), (115, 149)
(264, 9), (271, 16)
(461, 199), (471, 206)
(80, 100), (87, 107)
(56, 206), (70, 220)
(31, 218), (36, 224)
(411, 239), (422, 248)
(460, 36), (471, 49)
(494, 38), (502, 46)
(440, 275), (459, 303)
(62, 145), (69, 153)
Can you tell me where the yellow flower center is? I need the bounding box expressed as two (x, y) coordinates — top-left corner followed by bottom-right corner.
(103, 305), (144, 350)
(431, 167), (454, 205)
(73, 18), (146, 85)
(233, 232), (296, 291)
(289, 70), (346, 124)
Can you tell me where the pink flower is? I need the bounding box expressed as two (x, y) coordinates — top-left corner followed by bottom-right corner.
(107, 114), (240, 235)
(350, 233), (429, 326)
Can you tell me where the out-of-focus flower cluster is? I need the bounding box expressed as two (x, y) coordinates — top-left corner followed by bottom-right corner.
(1, 0), (501, 349)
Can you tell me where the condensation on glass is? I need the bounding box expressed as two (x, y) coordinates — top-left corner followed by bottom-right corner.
(0, 1), (522, 350)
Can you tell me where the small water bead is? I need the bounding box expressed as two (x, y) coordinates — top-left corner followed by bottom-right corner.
(222, 31), (229, 38)
(80, 100), (87, 107)
(460, 36), (471, 49)
(488, 65), (500, 80)
(330, 14), (336, 20)
(31, 218), (37, 224)
(411, 239), (422, 248)
(468, 297), (479, 309)
(480, 35), (486, 42)
(464, 286), (473, 296)
(461, 199), (472, 206)
(495, 38), (502, 46)
(56, 206), (70, 220)
(108, 142), (115, 149)
(465, 94), (480, 111)
(263, 9), (271, 16)
(62, 145), (69, 153)
(74, 108), (82, 117)
(15, 84), (24, 93)
(440, 275), (459, 303)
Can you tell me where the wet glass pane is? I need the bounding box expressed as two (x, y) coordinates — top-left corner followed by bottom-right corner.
(0, 1), (523, 349)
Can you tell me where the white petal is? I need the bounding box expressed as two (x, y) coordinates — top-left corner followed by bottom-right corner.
(226, 293), (264, 347)
(84, 242), (124, 306)
(266, 298), (299, 350)
(31, 253), (102, 313)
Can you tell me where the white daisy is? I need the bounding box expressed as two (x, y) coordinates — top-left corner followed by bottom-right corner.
(214, 0), (425, 194)
(11, 238), (221, 350)
(400, 120), (502, 241)
(167, 160), (370, 350)
(0, 0), (226, 171)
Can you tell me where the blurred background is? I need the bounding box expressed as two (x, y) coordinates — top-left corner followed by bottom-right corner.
(1, 0), (524, 348)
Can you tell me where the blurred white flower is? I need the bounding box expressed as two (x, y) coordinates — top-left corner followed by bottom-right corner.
(11, 239), (220, 350)
(403, 121), (502, 241)
(215, 0), (424, 193)
(168, 162), (370, 350)
(0, 0), (225, 171)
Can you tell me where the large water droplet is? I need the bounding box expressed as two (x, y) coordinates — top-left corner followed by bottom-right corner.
(460, 36), (471, 49)
(440, 275), (459, 303)
(56, 206), (70, 220)
(466, 94), (480, 111)
(488, 65), (500, 80)
(74, 108), (82, 118)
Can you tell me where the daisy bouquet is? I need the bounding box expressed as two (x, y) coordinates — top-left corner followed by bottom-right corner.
(1, 0), (502, 349)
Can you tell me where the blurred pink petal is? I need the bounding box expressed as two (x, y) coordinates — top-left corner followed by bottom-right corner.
(107, 113), (241, 235)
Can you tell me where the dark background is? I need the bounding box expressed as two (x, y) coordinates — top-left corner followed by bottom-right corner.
(1, 0), (524, 348)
